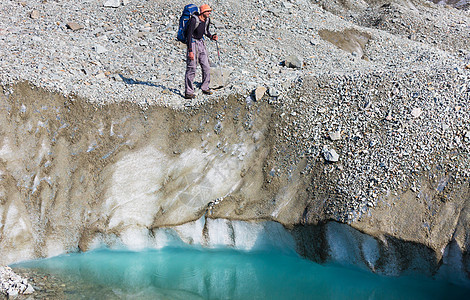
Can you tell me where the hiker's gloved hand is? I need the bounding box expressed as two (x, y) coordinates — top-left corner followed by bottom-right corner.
(188, 51), (195, 60)
(211, 34), (218, 41)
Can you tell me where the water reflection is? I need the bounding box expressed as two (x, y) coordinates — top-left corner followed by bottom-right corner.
(13, 248), (470, 300)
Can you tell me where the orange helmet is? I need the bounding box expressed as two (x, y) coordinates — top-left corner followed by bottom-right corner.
(199, 4), (212, 14)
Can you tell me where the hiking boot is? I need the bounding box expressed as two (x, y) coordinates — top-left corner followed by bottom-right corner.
(184, 93), (195, 99)
(202, 89), (213, 95)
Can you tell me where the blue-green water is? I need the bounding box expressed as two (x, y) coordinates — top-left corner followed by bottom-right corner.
(13, 248), (469, 300)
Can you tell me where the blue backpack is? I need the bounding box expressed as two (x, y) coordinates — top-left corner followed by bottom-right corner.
(177, 4), (199, 43)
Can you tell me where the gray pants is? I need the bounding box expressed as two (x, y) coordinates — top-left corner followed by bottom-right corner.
(185, 39), (210, 95)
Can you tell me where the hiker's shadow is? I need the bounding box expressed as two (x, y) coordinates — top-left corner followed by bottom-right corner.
(119, 74), (181, 96)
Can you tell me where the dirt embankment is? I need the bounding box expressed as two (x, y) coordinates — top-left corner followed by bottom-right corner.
(1, 81), (469, 285)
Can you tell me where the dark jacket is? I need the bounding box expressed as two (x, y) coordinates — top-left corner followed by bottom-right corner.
(186, 15), (214, 52)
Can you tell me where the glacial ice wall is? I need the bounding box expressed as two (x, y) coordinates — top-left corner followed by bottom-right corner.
(0, 83), (276, 263)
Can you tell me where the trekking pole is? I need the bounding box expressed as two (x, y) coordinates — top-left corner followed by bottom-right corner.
(215, 40), (225, 85)
(216, 40), (221, 63)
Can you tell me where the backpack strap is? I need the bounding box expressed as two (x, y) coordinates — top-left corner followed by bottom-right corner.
(191, 15), (210, 38)
(193, 14), (200, 29)
(205, 17), (210, 36)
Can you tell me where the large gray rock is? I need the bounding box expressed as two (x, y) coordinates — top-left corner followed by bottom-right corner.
(93, 44), (107, 54)
(322, 146), (339, 162)
(30, 10), (40, 19)
(285, 55), (302, 68)
(66, 22), (84, 31)
(411, 107), (422, 118)
(329, 130), (341, 141)
(254, 86), (267, 101)
(209, 67), (230, 89)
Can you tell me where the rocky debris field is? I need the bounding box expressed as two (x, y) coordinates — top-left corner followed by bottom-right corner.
(0, 267), (34, 298)
(0, 0), (468, 108)
(3, 267), (111, 299)
(272, 67), (470, 222)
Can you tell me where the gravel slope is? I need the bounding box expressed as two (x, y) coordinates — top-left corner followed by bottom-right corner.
(0, 0), (468, 107)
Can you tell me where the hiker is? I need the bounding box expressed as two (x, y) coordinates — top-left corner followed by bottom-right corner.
(184, 4), (218, 99)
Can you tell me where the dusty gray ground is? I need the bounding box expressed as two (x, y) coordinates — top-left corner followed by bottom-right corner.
(0, 0), (468, 107)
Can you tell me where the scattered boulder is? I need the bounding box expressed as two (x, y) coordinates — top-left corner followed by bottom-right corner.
(93, 44), (107, 54)
(95, 72), (106, 79)
(254, 86), (267, 101)
(285, 55), (302, 69)
(322, 146), (339, 162)
(268, 86), (280, 97)
(209, 67), (230, 89)
(411, 107), (422, 118)
(30, 10), (40, 19)
(329, 130), (341, 141)
(267, 8), (281, 17)
(103, 0), (121, 8)
(282, 2), (294, 9)
(66, 22), (84, 31)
